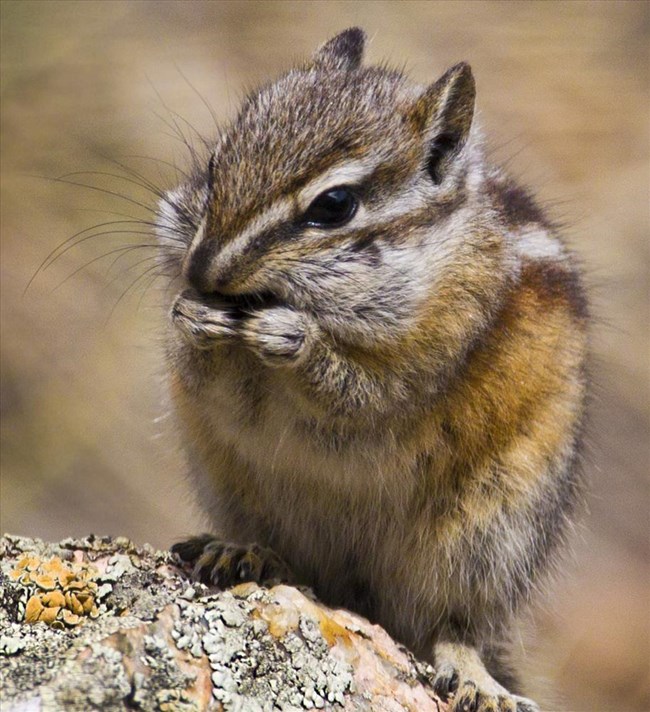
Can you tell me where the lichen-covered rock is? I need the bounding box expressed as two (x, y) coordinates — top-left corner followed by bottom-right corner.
(0, 534), (446, 711)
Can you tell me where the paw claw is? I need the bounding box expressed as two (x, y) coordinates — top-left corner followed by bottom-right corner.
(454, 681), (480, 712)
(171, 291), (238, 348)
(432, 665), (459, 699)
(241, 307), (314, 366)
(433, 642), (539, 712)
(513, 696), (540, 712)
(171, 533), (215, 563)
(496, 694), (516, 712)
(171, 535), (294, 589)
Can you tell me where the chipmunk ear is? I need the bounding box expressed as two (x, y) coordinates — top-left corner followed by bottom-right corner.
(311, 27), (366, 71)
(413, 63), (476, 184)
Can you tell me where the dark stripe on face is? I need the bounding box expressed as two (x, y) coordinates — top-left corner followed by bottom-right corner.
(207, 142), (375, 243)
(185, 238), (218, 294)
(191, 172), (468, 294)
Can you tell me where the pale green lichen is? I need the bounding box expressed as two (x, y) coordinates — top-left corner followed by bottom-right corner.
(1, 535), (370, 711)
(1, 534), (446, 711)
(194, 590), (353, 711)
(129, 635), (197, 712)
(43, 643), (132, 711)
(0, 535), (185, 711)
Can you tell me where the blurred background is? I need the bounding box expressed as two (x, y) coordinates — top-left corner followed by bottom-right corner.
(1, 1), (647, 709)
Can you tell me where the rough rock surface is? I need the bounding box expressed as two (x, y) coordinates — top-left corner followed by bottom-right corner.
(0, 534), (447, 711)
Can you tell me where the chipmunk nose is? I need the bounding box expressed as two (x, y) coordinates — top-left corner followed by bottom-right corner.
(184, 239), (237, 296)
(184, 219), (258, 296)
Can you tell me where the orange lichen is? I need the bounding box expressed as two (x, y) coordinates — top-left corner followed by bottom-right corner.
(316, 610), (352, 647)
(11, 554), (102, 628)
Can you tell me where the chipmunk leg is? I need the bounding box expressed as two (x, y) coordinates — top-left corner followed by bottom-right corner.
(171, 290), (238, 349)
(240, 306), (316, 366)
(433, 642), (540, 712)
(242, 306), (401, 415)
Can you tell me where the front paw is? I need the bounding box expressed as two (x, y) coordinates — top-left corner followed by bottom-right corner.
(171, 289), (238, 349)
(171, 534), (295, 589)
(241, 307), (316, 366)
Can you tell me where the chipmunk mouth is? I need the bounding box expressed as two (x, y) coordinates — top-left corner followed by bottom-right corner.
(218, 290), (279, 313)
(190, 288), (280, 320)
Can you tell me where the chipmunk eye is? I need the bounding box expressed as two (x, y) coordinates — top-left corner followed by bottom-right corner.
(303, 187), (357, 228)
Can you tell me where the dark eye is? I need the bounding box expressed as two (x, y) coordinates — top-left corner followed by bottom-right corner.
(302, 187), (358, 228)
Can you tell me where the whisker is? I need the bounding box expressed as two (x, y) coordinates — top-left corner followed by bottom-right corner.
(105, 261), (163, 325)
(58, 170), (166, 202)
(147, 77), (210, 166)
(136, 271), (166, 314)
(74, 207), (156, 221)
(25, 220), (162, 295)
(43, 229), (164, 273)
(53, 244), (160, 291)
(122, 153), (192, 182)
(174, 62), (221, 131)
(147, 75), (205, 141)
(92, 154), (176, 205)
(44, 175), (156, 215)
(105, 250), (160, 282)
(45, 221), (158, 265)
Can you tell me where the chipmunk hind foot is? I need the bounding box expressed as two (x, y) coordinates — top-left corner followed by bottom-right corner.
(433, 641), (540, 712)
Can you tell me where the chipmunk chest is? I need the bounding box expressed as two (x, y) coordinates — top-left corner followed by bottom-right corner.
(175, 338), (406, 492)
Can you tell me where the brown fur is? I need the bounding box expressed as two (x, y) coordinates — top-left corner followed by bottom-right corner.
(159, 28), (587, 712)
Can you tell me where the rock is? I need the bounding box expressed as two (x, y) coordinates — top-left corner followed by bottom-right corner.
(0, 534), (446, 711)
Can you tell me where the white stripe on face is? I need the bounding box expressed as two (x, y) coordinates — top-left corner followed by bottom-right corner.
(196, 199), (293, 289)
(296, 159), (377, 212)
(175, 155), (451, 288)
(156, 188), (186, 245)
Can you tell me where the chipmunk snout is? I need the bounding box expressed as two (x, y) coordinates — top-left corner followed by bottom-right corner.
(184, 239), (221, 295)
(183, 257), (276, 311)
(183, 228), (266, 300)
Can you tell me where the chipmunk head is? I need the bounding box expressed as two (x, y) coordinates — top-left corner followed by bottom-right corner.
(159, 28), (490, 346)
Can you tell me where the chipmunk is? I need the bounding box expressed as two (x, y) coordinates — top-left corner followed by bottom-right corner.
(160, 28), (588, 712)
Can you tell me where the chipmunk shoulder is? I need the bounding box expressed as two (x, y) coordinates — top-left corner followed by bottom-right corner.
(159, 28), (588, 712)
